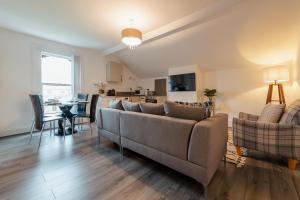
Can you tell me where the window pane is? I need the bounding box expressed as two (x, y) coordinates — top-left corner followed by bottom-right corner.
(42, 85), (72, 101)
(41, 55), (72, 84)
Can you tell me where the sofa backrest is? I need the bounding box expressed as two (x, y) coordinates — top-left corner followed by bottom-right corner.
(120, 111), (197, 160)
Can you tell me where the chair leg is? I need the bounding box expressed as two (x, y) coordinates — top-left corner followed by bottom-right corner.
(50, 121), (53, 136)
(29, 121), (35, 144)
(90, 119), (93, 136)
(38, 123), (45, 149)
(120, 145), (124, 161)
(71, 117), (75, 136)
(63, 119), (66, 140)
(236, 146), (242, 156)
(288, 159), (297, 170)
(98, 131), (101, 144)
(53, 121), (56, 134)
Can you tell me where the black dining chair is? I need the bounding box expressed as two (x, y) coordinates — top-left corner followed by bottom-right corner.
(77, 93), (89, 130)
(72, 94), (99, 135)
(29, 94), (66, 148)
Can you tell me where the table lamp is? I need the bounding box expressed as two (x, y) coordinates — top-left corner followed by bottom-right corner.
(263, 65), (289, 104)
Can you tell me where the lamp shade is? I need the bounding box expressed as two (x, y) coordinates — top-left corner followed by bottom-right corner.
(121, 28), (142, 49)
(263, 65), (289, 83)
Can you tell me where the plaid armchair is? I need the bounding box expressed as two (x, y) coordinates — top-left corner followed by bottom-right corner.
(233, 112), (300, 170)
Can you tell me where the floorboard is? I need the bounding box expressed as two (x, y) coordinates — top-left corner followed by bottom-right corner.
(0, 128), (299, 200)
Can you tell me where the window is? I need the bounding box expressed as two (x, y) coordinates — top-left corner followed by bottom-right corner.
(41, 52), (74, 102)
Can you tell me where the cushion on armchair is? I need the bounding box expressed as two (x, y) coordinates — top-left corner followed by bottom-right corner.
(257, 103), (285, 123)
(280, 100), (300, 125)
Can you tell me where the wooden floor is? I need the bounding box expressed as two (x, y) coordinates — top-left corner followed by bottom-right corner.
(0, 128), (300, 200)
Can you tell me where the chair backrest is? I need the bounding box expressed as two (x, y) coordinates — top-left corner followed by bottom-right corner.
(77, 93), (89, 113)
(29, 94), (44, 130)
(89, 94), (99, 123)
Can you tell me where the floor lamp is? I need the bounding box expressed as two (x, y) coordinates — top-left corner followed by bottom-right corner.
(263, 65), (289, 104)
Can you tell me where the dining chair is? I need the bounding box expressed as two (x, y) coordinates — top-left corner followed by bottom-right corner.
(77, 93), (89, 130)
(72, 94), (99, 135)
(29, 94), (66, 149)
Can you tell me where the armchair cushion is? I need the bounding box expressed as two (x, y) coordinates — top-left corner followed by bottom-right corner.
(257, 103), (285, 123)
(233, 117), (300, 159)
(280, 100), (300, 125)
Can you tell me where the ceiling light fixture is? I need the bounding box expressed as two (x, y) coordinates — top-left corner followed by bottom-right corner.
(121, 28), (142, 49)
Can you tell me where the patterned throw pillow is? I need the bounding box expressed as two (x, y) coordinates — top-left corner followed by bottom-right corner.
(175, 101), (211, 118)
(163, 101), (206, 121)
(279, 100), (300, 125)
(258, 103), (285, 123)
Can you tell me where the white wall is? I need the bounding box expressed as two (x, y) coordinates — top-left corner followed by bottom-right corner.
(0, 28), (137, 137)
(204, 65), (300, 126)
(134, 76), (167, 91)
(168, 65), (203, 102)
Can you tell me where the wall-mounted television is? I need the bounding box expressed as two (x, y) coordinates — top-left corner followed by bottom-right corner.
(168, 73), (196, 92)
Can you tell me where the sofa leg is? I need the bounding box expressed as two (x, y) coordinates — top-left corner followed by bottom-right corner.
(288, 159), (297, 170)
(120, 145), (124, 161)
(236, 146), (242, 156)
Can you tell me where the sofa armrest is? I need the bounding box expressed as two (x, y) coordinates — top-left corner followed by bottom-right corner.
(233, 118), (300, 159)
(239, 112), (259, 121)
(97, 108), (123, 134)
(188, 113), (228, 183)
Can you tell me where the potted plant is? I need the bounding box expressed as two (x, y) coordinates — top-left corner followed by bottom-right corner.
(203, 89), (217, 116)
(204, 88), (217, 104)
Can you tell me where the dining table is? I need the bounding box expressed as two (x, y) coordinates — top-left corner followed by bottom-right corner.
(44, 100), (90, 136)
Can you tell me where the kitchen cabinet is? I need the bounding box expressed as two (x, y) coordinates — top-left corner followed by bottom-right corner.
(106, 62), (122, 82)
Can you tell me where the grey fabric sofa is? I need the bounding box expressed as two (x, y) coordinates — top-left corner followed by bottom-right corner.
(97, 107), (228, 186)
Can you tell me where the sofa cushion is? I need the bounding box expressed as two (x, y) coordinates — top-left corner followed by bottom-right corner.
(122, 101), (141, 112)
(120, 111), (197, 160)
(108, 100), (124, 110)
(279, 100), (300, 125)
(258, 103), (285, 123)
(139, 103), (165, 115)
(164, 101), (206, 121)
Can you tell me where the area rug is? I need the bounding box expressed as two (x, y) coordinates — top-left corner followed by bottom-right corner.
(225, 129), (247, 167)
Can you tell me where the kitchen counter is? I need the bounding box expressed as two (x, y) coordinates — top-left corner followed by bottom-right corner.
(98, 95), (167, 107)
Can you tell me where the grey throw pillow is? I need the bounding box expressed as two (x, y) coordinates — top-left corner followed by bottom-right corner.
(258, 103), (285, 123)
(108, 99), (124, 110)
(122, 101), (141, 112)
(279, 100), (300, 125)
(139, 103), (165, 115)
(163, 101), (206, 121)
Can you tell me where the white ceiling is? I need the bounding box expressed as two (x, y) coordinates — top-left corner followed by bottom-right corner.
(0, 0), (300, 78)
(0, 0), (213, 50)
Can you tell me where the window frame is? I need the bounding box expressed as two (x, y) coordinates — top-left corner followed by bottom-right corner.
(41, 51), (75, 100)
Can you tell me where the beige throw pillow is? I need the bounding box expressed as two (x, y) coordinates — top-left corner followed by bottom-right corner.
(122, 101), (141, 112)
(163, 101), (206, 121)
(258, 103), (285, 123)
(139, 103), (165, 115)
(108, 100), (124, 110)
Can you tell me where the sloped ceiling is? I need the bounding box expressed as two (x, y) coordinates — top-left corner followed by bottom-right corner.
(0, 0), (213, 49)
(0, 0), (300, 78)
(115, 0), (300, 78)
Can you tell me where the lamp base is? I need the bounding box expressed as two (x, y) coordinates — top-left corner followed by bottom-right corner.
(266, 83), (285, 104)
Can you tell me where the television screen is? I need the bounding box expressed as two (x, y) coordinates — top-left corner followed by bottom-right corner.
(169, 73), (196, 92)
